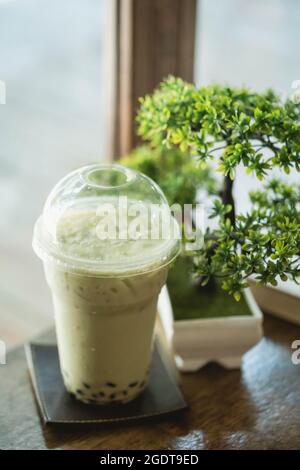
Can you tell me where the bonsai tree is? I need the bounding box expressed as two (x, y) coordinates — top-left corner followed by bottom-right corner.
(136, 76), (300, 300)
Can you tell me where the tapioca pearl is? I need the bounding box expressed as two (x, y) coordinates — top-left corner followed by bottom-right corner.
(110, 287), (118, 293)
(129, 382), (138, 388)
(106, 382), (117, 388)
(109, 393), (116, 400)
(97, 391), (106, 397)
(83, 382), (90, 389)
(122, 390), (128, 396)
(76, 389), (84, 395)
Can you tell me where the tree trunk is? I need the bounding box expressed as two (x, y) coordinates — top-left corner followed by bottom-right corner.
(222, 175), (236, 225)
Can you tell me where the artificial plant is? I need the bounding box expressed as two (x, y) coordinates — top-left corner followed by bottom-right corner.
(136, 76), (300, 300)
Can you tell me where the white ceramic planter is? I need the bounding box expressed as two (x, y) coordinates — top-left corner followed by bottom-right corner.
(157, 286), (263, 372)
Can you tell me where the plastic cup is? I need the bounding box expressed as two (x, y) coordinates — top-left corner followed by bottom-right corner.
(33, 164), (180, 404)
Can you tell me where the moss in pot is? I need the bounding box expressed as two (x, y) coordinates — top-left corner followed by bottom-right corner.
(167, 256), (251, 321)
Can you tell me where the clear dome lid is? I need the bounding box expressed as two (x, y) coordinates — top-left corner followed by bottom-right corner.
(33, 163), (181, 276)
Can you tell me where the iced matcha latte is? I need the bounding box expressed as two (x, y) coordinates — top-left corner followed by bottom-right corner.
(33, 164), (180, 404)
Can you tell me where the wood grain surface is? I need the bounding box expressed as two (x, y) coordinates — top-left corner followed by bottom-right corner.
(1, 314), (300, 450)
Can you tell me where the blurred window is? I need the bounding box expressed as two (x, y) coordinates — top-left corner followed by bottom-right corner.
(0, 0), (109, 346)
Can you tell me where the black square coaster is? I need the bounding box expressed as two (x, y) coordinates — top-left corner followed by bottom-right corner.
(25, 341), (187, 425)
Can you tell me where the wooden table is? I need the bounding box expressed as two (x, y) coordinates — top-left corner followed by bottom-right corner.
(1, 314), (300, 450)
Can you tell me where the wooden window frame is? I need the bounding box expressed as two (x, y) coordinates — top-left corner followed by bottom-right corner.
(111, 0), (197, 157)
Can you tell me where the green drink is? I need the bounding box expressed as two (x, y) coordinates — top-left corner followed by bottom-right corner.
(33, 164), (180, 404)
